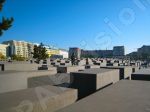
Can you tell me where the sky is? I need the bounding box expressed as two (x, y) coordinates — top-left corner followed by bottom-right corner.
(0, 0), (150, 54)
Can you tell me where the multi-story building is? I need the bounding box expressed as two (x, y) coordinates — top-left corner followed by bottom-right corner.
(113, 46), (125, 57)
(46, 48), (59, 58)
(0, 44), (9, 57)
(81, 50), (113, 58)
(59, 49), (68, 59)
(138, 45), (150, 54)
(69, 47), (81, 59)
(3, 40), (34, 59)
(45, 46), (68, 59)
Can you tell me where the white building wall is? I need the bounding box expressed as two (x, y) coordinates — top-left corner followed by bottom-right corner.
(59, 50), (68, 59)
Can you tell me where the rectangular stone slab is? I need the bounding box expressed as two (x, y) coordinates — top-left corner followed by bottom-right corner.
(70, 68), (119, 99)
(85, 65), (100, 69)
(0, 70), (57, 93)
(28, 73), (70, 88)
(56, 80), (150, 112)
(132, 69), (150, 81)
(57, 66), (85, 73)
(106, 63), (118, 66)
(100, 66), (133, 80)
(0, 85), (77, 112)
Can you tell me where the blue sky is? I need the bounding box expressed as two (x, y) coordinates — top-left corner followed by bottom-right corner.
(0, 0), (150, 54)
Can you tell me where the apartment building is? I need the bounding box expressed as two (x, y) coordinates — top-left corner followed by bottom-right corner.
(3, 40), (34, 59)
(69, 47), (81, 59)
(113, 46), (125, 57)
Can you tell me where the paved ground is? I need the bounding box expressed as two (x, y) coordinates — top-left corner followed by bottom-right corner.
(0, 85), (77, 112)
(0, 70), (22, 74)
(57, 80), (150, 112)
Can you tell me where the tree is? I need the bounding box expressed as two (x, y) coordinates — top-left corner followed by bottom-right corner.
(11, 54), (26, 61)
(33, 43), (49, 61)
(71, 53), (76, 66)
(0, 52), (6, 59)
(0, 0), (14, 36)
(140, 53), (150, 61)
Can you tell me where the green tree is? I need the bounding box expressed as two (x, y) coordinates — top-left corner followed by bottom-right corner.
(71, 52), (75, 66)
(33, 43), (49, 61)
(0, 0), (14, 36)
(0, 52), (6, 59)
(140, 53), (150, 61)
(11, 55), (26, 61)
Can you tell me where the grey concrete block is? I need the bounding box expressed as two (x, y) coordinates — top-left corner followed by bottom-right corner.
(101, 66), (133, 80)
(57, 66), (85, 73)
(0, 70), (57, 93)
(0, 85), (77, 112)
(106, 63), (118, 66)
(132, 69), (150, 81)
(4, 63), (40, 71)
(70, 68), (119, 99)
(85, 65), (100, 69)
(28, 73), (71, 88)
(0, 72), (27, 93)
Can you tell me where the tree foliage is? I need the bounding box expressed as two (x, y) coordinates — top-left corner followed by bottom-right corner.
(33, 43), (49, 60)
(127, 52), (150, 61)
(0, 52), (6, 59)
(0, 0), (14, 36)
(71, 52), (76, 65)
(11, 55), (26, 61)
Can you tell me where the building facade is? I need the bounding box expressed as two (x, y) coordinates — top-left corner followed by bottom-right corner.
(113, 46), (125, 57)
(138, 45), (150, 54)
(46, 48), (59, 58)
(0, 44), (9, 57)
(69, 47), (81, 59)
(3, 40), (34, 59)
(81, 50), (113, 58)
(59, 49), (68, 59)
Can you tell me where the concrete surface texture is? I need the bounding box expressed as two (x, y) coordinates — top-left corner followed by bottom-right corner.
(56, 80), (150, 112)
(28, 73), (71, 88)
(85, 65), (100, 69)
(0, 85), (77, 112)
(57, 66), (85, 73)
(70, 68), (119, 99)
(0, 73), (27, 94)
(4, 63), (41, 71)
(0, 70), (57, 93)
(132, 68), (150, 81)
(100, 66), (133, 79)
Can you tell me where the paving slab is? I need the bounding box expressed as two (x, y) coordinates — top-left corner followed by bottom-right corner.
(57, 80), (150, 112)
